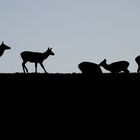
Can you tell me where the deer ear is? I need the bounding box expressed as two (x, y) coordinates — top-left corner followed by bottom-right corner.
(2, 41), (4, 44)
(50, 48), (52, 50)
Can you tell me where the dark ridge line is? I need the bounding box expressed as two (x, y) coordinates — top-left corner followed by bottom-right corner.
(0, 72), (139, 74)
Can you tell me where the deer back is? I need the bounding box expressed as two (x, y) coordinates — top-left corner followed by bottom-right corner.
(135, 56), (140, 64)
(78, 62), (102, 74)
(109, 61), (129, 71)
(21, 51), (45, 62)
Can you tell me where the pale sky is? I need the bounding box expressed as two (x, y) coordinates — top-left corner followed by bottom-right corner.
(0, 0), (140, 73)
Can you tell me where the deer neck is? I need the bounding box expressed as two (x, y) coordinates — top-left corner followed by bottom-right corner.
(42, 51), (50, 59)
(0, 49), (5, 57)
(102, 63), (110, 71)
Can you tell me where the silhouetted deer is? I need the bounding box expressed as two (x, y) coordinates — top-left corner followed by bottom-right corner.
(99, 59), (130, 73)
(78, 62), (102, 75)
(0, 41), (11, 57)
(135, 56), (140, 73)
(21, 48), (55, 73)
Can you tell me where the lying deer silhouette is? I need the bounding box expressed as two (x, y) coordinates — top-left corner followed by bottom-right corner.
(78, 61), (102, 75)
(99, 59), (130, 73)
(135, 55), (140, 73)
(0, 41), (11, 57)
(21, 48), (55, 73)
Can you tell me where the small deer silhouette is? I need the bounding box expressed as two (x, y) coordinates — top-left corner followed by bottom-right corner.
(99, 59), (130, 73)
(21, 48), (55, 73)
(0, 41), (11, 57)
(135, 55), (140, 73)
(78, 61), (102, 75)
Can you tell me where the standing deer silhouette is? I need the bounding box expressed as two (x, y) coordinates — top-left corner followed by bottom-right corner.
(0, 41), (11, 57)
(78, 61), (102, 75)
(21, 48), (55, 73)
(99, 59), (130, 73)
(135, 55), (140, 73)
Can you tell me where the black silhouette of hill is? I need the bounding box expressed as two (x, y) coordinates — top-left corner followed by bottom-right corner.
(1, 72), (139, 137)
(1, 72), (140, 93)
(1, 72), (139, 97)
(1, 72), (140, 81)
(1, 72), (139, 107)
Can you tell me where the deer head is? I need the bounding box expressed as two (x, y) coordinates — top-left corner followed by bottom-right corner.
(99, 59), (107, 66)
(47, 47), (55, 56)
(0, 41), (11, 50)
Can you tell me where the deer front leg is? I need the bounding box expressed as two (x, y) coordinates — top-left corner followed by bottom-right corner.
(40, 62), (47, 73)
(35, 63), (38, 73)
(137, 66), (140, 73)
(22, 61), (28, 73)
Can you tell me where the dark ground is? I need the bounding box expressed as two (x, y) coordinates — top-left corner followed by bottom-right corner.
(0, 72), (139, 93)
(1, 73), (139, 137)
(1, 72), (140, 80)
(1, 72), (139, 106)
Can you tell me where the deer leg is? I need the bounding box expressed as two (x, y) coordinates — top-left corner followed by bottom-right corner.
(25, 66), (28, 73)
(124, 69), (130, 73)
(22, 61), (28, 73)
(40, 62), (47, 73)
(126, 69), (130, 73)
(22, 62), (25, 73)
(137, 66), (140, 73)
(35, 63), (38, 73)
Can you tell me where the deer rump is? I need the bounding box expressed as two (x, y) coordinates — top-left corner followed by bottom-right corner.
(107, 61), (129, 73)
(135, 56), (140, 64)
(21, 51), (45, 63)
(78, 62), (102, 75)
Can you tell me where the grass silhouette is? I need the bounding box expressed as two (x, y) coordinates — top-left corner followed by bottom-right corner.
(1, 72), (140, 81)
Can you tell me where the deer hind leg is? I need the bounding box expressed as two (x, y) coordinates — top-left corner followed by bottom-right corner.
(35, 63), (38, 73)
(124, 69), (130, 73)
(137, 66), (140, 73)
(22, 61), (28, 73)
(40, 62), (47, 73)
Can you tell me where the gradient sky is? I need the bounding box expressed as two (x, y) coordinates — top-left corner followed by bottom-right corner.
(0, 0), (140, 73)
